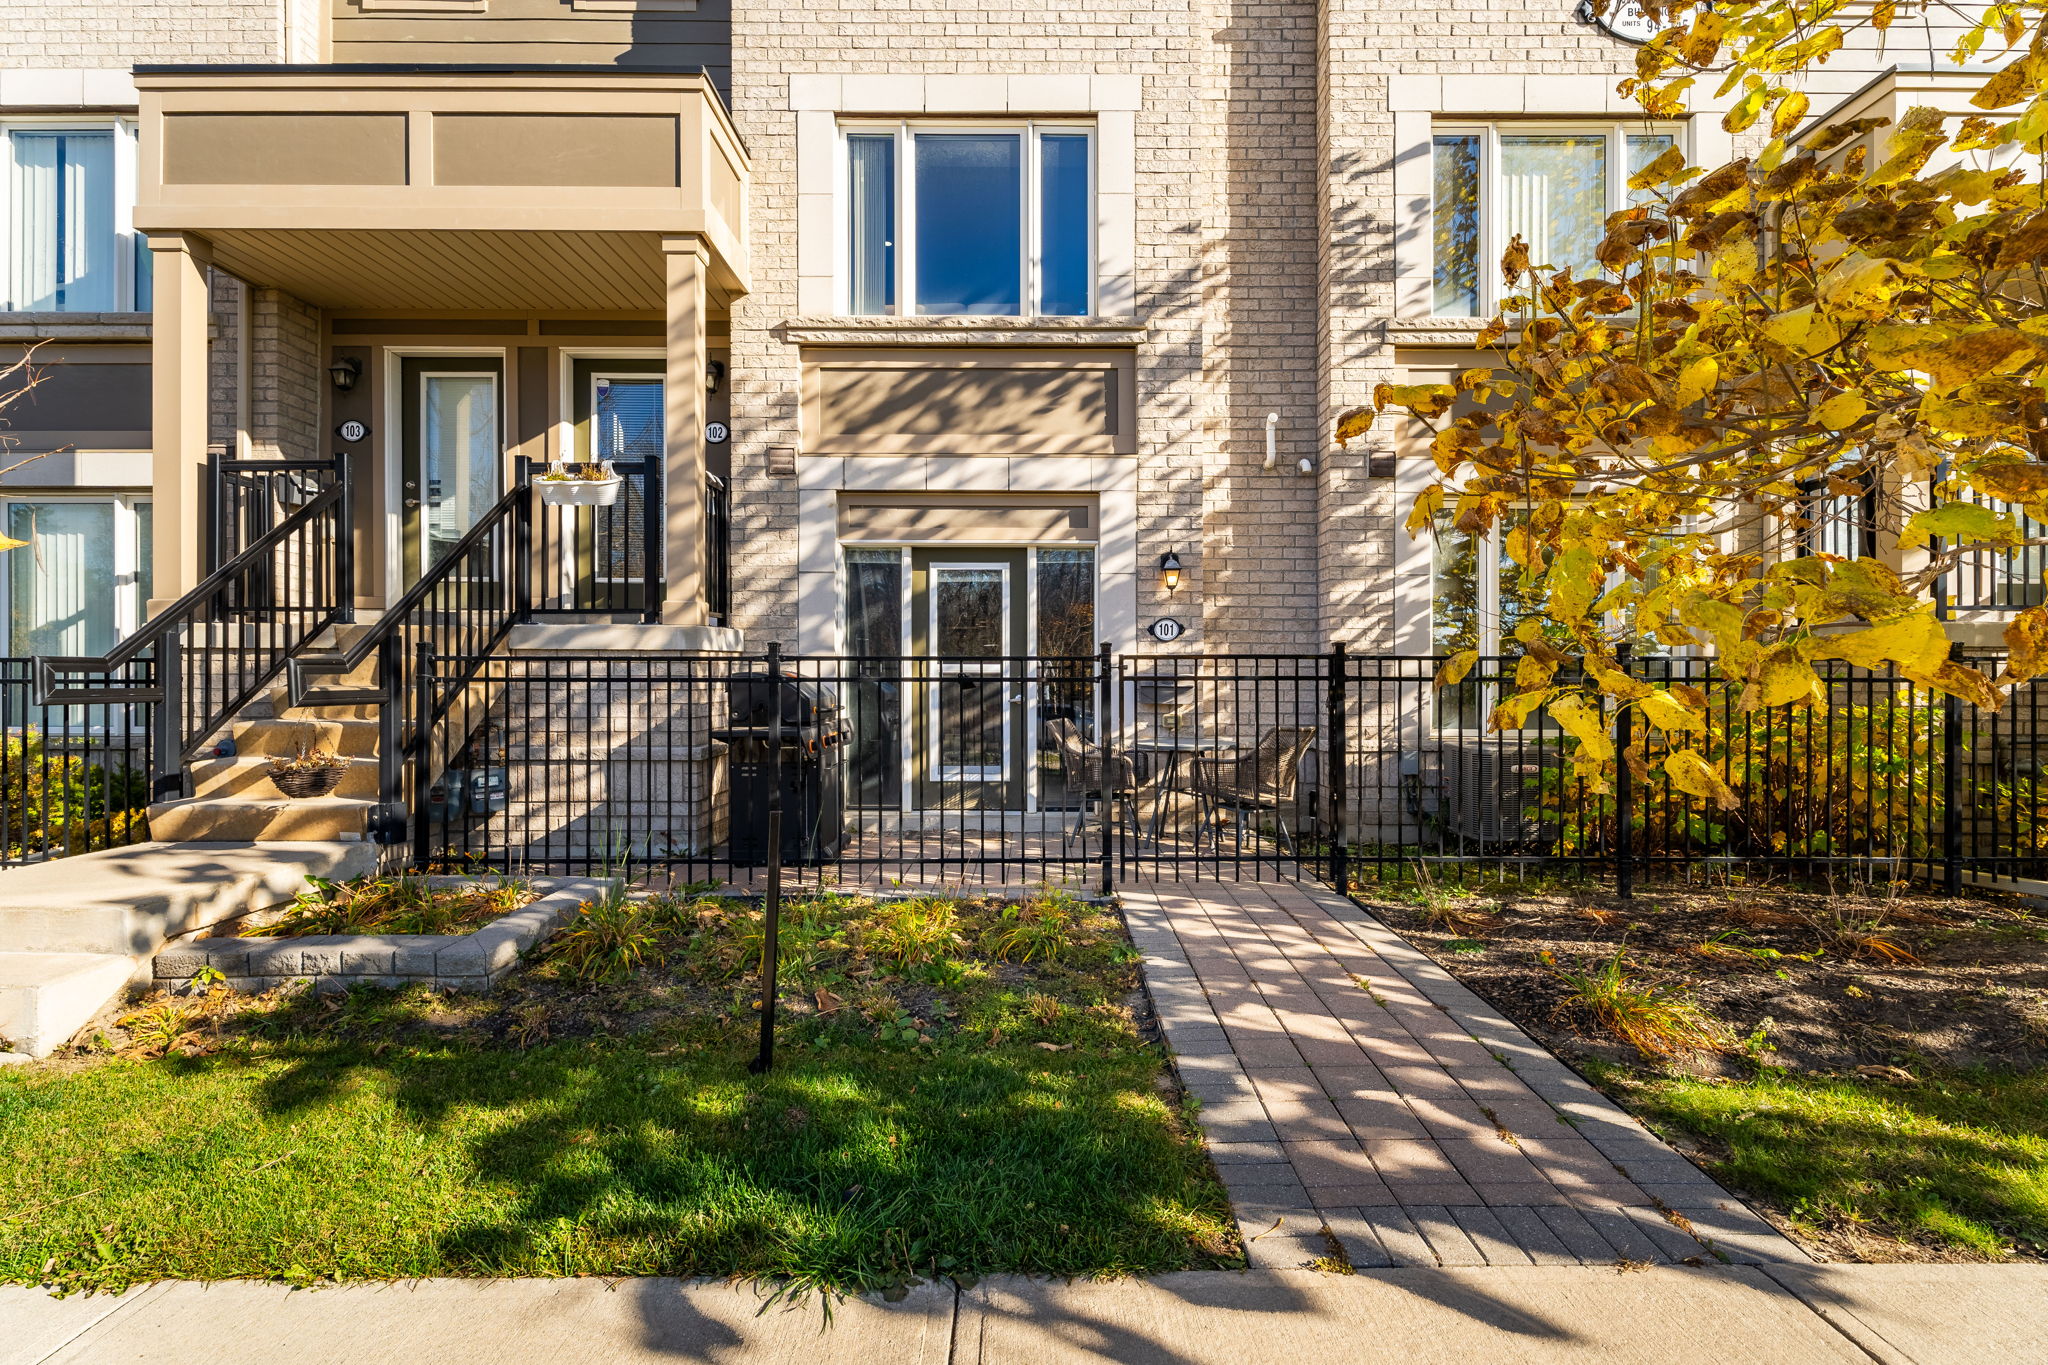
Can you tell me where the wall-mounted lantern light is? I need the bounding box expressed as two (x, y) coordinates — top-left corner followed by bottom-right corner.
(327, 356), (362, 392)
(1160, 550), (1183, 594)
(706, 360), (726, 393)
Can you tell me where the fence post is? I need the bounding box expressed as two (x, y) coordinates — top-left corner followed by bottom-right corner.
(1613, 644), (1634, 900)
(412, 640), (434, 871)
(1099, 640), (1115, 896)
(334, 450), (356, 623)
(371, 631), (403, 844)
(205, 447), (223, 576)
(751, 641), (785, 1075)
(1943, 642), (1964, 895)
(151, 629), (186, 800)
(513, 457), (535, 624)
(1327, 641), (1349, 894)
(642, 458), (663, 625)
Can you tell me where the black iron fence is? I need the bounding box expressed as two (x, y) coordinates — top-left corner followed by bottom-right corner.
(0, 658), (154, 864)
(207, 451), (349, 578)
(398, 644), (2048, 894)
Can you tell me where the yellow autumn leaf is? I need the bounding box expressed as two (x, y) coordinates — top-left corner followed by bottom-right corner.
(1333, 406), (1374, 448)
(1491, 690), (1551, 731)
(1547, 546), (1603, 621)
(1638, 689), (1706, 732)
(1664, 749), (1739, 811)
(0, 535), (26, 553)
(1589, 664), (1653, 701)
(2001, 608), (2048, 683)
(1435, 649), (1479, 687)
(1546, 695), (1614, 764)
(1752, 647), (1820, 708)
(1807, 612), (1949, 674)
(1969, 461), (2048, 505)
(1761, 307), (1816, 351)
(1674, 356), (1719, 408)
(1899, 501), (2020, 551)
(1815, 392), (1867, 431)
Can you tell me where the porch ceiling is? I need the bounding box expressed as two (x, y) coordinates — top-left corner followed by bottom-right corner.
(203, 228), (665, 311)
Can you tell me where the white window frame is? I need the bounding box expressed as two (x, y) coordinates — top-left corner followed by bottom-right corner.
(1430, 119), (1686, 317)
(837, 118), (1098, 318)
(0, 117), (145, 314)
(0, 491), (152, 654)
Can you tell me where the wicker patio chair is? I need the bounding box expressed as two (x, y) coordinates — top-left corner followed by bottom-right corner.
(1048, 717), (1141, 850)
(1189, 725), (1318, 856)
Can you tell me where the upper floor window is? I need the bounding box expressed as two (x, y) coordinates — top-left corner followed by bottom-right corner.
(3, 121), (147, 313)
(844, 121), (1094, 318)
(1431, 122), (1678, 316)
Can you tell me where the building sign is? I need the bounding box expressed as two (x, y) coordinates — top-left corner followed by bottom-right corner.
(1148, 618), (1186, 643)
(336, 420), (368, 443)
(705, 421), (730, 444)
(1576, 0), (1666, 43)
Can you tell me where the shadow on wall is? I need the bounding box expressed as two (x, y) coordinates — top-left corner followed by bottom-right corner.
(623, 0), (733, 106)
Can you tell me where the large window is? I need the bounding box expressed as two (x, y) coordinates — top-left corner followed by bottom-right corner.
(3, 121), (147, 313)
(1, 494), (151, 655)
(844, 121), (1094, 317)
(1432, 123), (1677, 316)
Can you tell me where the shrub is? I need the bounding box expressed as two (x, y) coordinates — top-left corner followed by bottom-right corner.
(861, 894), (965, 968)
(984, 888), (1085, 963)
(549, 885), (658, 983)
(1544, 949), (1726, 1058)
(0, 730), (149, 860)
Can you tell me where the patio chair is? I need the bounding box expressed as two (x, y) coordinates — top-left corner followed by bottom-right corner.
(1047, 718), (1141, 850)
(1189, 725), (1318, 856)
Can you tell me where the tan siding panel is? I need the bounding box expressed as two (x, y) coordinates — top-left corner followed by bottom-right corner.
(803, 349), (1135, 456)
(163, 113), (409, 186)
(434, 113), (678, 187)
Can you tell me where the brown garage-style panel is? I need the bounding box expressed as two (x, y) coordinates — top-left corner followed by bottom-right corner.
(802, 348), (1136, 456)
(0, 352), (151, 453)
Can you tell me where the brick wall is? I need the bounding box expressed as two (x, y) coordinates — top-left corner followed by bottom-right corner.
(0, 0), (281, 65)
(250, 289), (321, 462)
(727, 1), (1223, 648)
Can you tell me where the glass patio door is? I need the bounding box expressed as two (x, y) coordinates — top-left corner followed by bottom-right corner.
(911, 549), (1026, 810)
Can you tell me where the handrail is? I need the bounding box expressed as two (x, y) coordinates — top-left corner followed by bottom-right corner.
(31, 468), (351, 796)
(288, 478), (532, 844)
(40, 481), (345, 683)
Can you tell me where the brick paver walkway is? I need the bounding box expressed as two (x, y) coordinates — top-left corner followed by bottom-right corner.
(1122, 880), (1805, 1270)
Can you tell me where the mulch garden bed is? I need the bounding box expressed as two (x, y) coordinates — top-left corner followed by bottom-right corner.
(1353, 872), (2048, 1263)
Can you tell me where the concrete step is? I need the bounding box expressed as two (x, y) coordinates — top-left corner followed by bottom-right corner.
(146, 797), (376, 843)
(190, 754), (382, 800)
(0, 951), (134, 1058)
(229, 717), (381, 758)
(0, 840), (377, 955)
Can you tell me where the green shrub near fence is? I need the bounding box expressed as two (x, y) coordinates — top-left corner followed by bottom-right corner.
(0, 730), (150, 862)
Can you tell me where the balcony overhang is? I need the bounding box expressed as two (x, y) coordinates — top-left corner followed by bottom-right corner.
(132, 65), (749, 310)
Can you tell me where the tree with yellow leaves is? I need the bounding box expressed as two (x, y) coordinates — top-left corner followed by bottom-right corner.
(1347, 0), (2048, 809)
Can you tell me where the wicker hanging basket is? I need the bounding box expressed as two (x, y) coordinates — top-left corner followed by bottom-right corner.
(269, 764), (348, 799)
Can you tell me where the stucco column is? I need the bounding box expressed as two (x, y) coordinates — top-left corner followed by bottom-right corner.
(661, 234), (710, 627)
(147, 232), (213, 613)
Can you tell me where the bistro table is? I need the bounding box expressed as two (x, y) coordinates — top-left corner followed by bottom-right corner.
(1128, 736), (1226, 839)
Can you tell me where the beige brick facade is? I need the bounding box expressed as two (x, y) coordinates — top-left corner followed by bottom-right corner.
(0, 1), (283, 67)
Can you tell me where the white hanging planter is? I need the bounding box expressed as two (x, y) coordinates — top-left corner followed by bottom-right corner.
(536, 463), (623, 507)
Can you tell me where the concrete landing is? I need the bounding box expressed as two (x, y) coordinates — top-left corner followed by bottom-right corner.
(0, 841), (377, 956)
(0, 840), (377, 1057)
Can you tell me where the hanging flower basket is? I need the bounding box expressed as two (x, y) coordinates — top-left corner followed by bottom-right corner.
(536, 461), (623, 507)
(267, 748), (351, 799)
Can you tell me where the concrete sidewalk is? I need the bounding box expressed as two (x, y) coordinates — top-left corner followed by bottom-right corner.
(6, 1265), (2044, 1364)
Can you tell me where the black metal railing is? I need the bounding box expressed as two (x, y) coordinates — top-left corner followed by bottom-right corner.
(287, 479), (533, 844)
(396, 643), (2048, 895)
(0, 657), (154, 863)
(525, 456), (664, 623)
(207, 451), (348, 580)
(33, 478), (351, 799)
(707, 472), (731, 626)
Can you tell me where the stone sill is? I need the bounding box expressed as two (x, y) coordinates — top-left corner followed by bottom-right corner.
(508, 623), (746, 654)
(0, 312), (151, 342)
(777, 315), (1147, 347)
(154, 876), (615, 995)
(1384, 317), (1495, 347)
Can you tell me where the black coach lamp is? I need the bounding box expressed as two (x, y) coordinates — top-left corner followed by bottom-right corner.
(1160, 551), (1183, 594)
(327, 356), (362, 392)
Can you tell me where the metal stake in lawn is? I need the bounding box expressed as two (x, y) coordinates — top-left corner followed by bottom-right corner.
(749, 641), (785, 1075)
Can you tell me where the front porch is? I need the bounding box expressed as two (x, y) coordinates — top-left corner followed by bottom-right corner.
(132, 63), (749, 628)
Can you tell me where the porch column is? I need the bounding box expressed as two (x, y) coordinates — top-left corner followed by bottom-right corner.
(147, 232), (213, 612)
(661, 234), (710, 627)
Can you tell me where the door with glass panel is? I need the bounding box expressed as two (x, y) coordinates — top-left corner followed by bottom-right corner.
(400, 357), (503, 593)
(569, 358), (662, 612)
(912, 550), (1026, 810)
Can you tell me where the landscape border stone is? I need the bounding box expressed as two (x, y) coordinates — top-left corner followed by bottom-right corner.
(152, 876), (617, 996)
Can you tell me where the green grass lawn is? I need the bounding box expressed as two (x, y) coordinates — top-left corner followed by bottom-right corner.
(1587, 1061), (2048, 1259)
(0, 888), (1236, 1292)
